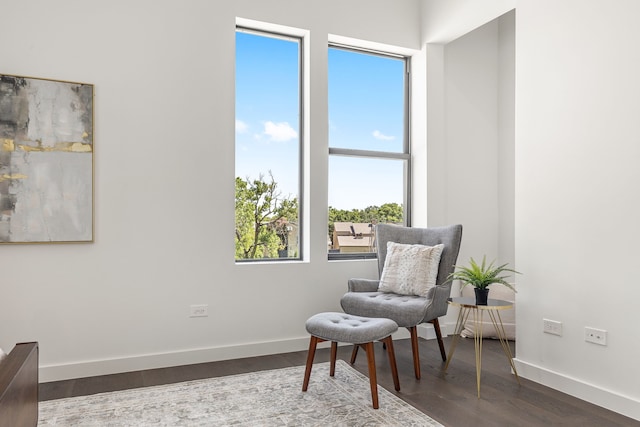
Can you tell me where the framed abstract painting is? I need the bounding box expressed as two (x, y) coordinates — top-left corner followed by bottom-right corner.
(0, 74), (94, 243)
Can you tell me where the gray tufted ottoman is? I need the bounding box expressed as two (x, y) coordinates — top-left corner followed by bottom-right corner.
(301, 312), (400, 409)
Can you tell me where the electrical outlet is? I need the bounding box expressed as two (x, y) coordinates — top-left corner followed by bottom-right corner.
(190, 304), (209, 317)
(585, 327), (607, 346)
(543, 319), (563, 336)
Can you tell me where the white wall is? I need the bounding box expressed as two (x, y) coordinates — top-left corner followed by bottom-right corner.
(423, 0), (640, 420)
(421, 0), (516, 44)
(425, 12), (516, 329)
(497, 11), (516, 270)
(0, 0), (423, 381)
(515, 0), (640, 419)
(442, 19), (501, 262)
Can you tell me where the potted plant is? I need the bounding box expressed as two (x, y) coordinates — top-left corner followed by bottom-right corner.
(445, 256), (520, 305)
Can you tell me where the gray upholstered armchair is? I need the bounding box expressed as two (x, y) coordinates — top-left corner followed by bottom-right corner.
(340, 223), (463, 379)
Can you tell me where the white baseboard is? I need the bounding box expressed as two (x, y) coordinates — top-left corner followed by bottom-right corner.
(40, 324), (450, 383)
(417, 321), (452, 340)
(40, 337), (312, 383)
(514, 358), (640, 422)
(424, 323), (639, 421)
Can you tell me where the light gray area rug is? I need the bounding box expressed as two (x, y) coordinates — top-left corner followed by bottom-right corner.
(39, 360), (443, 426)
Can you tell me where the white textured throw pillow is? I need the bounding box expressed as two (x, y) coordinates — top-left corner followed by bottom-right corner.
(378, 242), (444, 297)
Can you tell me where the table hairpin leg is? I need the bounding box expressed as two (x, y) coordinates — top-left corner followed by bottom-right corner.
(487, 309), (520, 384)
(473, 307), (484, 398)
(446, 297), (519, 399)
(444, 306), (472, 371)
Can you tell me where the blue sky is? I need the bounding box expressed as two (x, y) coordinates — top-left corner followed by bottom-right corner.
(328, 48), (404, 154)
(235, 31), (405, 210)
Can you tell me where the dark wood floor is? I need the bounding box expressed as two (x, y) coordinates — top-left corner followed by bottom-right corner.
(40, 336), (639, 427)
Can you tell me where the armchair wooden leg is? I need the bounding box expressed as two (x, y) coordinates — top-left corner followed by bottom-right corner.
(302, 336), (320, 391)
(408, 326), (421, 379)
(350, 344), (359, 364)
(429, 318), (447, 361)
(330, 341), (338, 377)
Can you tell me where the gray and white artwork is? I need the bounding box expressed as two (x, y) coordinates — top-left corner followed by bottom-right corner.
(0, 75), (93, 243)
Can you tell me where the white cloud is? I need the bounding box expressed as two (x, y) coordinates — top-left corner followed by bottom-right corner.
(236, 120), (248, 133)
(264, 121), (298, 142)
(372, 130), (395, 141)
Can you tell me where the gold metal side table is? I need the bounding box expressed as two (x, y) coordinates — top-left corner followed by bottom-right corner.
(444, 297), (520, 398)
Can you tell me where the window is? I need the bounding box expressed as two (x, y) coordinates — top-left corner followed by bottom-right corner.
(328, 46), (410, 259)
(235, 28), (302, 261)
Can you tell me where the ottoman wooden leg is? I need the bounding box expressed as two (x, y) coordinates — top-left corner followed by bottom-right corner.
(364, 341), (379, 409)
(302, 336), (319, 391)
